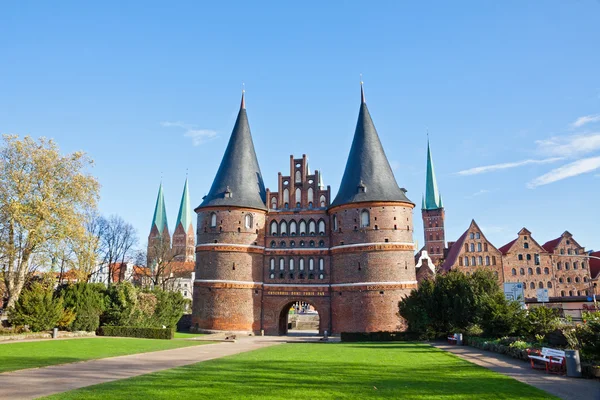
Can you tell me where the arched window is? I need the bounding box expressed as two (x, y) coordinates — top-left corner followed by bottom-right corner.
(299, 259), (305, 271)
(307, 188), (314, 203)
(575, 277), (580, 283)
(478, 256), (483, 265)
(511, 268), (516, 275)
(465, 243), (469, 252)
(309, 259), (314, 270)
(295, 170), (301, 183)
(309, 240), (315, 247)
(538, 282), (544, 288)
(470, 233), (475, 239)
(318, 220), (325, 235)
(518, 254), (523, 261)
(530, 282), (535, 289)
(560, 290), (565, 296)
(565, 262), (570, 270)
(557, 262), (562, 270)
(459, 257), (463, 266)
(536, 267), (541, 274)
(283, 188), (290, 204)
(333, 215), (338, 232)
(559, 277), (564, 283)
(464, 256), (469, 266)
(245, 214), (253, 229)
(573, 262), (578, 269)
(569, 290), (573, 296)
(280, 220), (288, 236)
(299, 220), (307, 235)
(271, 197), (277, 209)
(319, 258), (324, 271)
(567, 277), (571, 283)
(320, 195), (326, 207)
(270, 258), (275, 270)
(280, 241), (286, 247)
(544, 267), (549, 274)
(477, 243), (482, 252)
(528, 267), (533, 275)
(520, 268), (525, 275)
(485, 256), (490, 266)
(476, 232), (481, 239)
(548, 282), (552, 288)
(210, 213), (217, 227)
(472, 256), (476, 266)
(524, 242), (529, 249)
(429, 234), (433, 240)
(270, 240), (276, 248)
(290, 240), (296, 247)
(279, 258), (285, 270)
(308, 220), (316, 235)
(295, 188), (301, 205)
(526, 254), (531, 260)
(360, 210), (370, 227)
(289, 259), (295, 271)
(270, 221), (278, 236)
(319, 274), (324, 280)
(288, 220), (297, 236)
(470, 243), (475, 252)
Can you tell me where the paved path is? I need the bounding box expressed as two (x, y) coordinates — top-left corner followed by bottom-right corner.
(433, 343), (600, 400)
(0, 336), (284, 399)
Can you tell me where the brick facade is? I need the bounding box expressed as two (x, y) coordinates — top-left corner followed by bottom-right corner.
(422, 208), (445, 266)
(193, 155), (416, 335)
(542, 232), (592, 297)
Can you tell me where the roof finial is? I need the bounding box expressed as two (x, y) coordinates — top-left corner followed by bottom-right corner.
(185, 168), (188, 178)
(241, 83), (246, 110)
(360, 74), (365, 104)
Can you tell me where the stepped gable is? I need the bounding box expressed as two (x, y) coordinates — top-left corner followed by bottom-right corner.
(330, 83), (412, 207)
(197, 92), (267, 211)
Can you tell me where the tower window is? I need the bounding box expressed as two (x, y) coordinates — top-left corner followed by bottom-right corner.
(360, 210), (370, 227)
(333, 215), (338, 232)
(210, 213), (217, 227)
(270, 221), (278, 236)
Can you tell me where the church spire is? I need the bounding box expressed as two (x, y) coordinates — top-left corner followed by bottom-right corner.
(176, 178), (192, 232)
(423, 138), (443, 210)
(331, 82), (412, 207)
(151, 182), (169, 236)
(197, 91), (267, 211)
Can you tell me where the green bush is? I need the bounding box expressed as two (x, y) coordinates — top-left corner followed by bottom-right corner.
(57, 282), (106, 332)
(524, 306), (560, 338)
(102, 282), (138, 326)
(8, 282), (69, 332)
(152, 289), (186, 328)
(340, 331), (421, 342)
(99, 326), (174, 340)
(399, 270), (525, 338)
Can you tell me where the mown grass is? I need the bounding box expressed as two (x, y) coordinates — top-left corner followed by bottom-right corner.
(45, 342), (555, 399)
(174, 331), (206, 339)
(0, 338), (207, 373)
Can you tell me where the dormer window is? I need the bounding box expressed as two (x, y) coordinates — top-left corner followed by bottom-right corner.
(224, 186), (232, 198)
(357, 180), (366, 193)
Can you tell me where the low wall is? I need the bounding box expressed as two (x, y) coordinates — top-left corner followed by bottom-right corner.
(0, 331), (96, 342)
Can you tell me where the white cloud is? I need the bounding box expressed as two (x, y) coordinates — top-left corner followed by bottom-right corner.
(184, 129), (218, 146)
(527, 156), (600, 188)
(571, 114), (600, 128)
(161, 121), (218, 146)
(456, 158), (563, 176)
(535, 133), (600, 158)
(465, 189), (492, 199)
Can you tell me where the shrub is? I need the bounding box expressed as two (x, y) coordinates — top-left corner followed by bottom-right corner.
(152, 289), (187, 328)
(524, 306), (560, 338)
(58, 282), (106, 332)
(102, 282), (138, 326)
(8, 282), (69, 332)
(341, 331), (421, 342)
(480, 293), (526, 337)
(99, 326), (174, 340)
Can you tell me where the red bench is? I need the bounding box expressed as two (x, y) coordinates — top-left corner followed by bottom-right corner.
(527, 347), (566, 374)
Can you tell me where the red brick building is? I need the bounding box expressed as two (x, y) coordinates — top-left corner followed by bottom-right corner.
(192, 86), (416, 335)
(541, 232), (592, 297)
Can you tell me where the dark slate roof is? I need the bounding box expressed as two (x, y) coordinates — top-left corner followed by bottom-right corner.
(330, 85), (412, 207)
(197, 93), (267, 211)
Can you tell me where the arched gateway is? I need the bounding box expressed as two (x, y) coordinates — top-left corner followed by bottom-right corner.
(192, 87), (417, 335)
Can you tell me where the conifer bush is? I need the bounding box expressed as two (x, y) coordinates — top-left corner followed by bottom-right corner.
(8, 282), (68, 332)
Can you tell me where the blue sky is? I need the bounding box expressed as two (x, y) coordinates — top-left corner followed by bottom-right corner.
(1, 1), (599, 252)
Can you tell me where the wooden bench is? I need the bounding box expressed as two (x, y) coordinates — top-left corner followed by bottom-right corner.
(527, 347), (566, 374)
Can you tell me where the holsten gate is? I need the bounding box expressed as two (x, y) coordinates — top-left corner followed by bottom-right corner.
(192, 85), (417, 335)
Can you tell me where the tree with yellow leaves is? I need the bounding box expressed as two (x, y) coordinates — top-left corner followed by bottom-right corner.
(0, 135), (100, 308)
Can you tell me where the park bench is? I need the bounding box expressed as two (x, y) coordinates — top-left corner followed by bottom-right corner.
(527, 347), (566, 374)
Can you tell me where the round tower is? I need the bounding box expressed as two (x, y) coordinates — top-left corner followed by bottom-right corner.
(328, 83), (416, 333)
(192, 92), (267, 333)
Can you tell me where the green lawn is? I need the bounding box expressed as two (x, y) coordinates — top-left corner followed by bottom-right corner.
(174, 331), (206, 339)
(44, 343), (555, 399)
(0, 338), (207, 373)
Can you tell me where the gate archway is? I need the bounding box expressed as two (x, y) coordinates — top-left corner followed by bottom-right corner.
(278, 300), (321, 336)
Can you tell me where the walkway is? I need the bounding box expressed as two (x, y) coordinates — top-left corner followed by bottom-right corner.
(0, 335), (285, 400)
(433, 343), (600, 400)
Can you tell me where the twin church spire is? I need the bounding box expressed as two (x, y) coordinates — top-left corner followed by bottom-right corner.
(422, 139), (443, 210)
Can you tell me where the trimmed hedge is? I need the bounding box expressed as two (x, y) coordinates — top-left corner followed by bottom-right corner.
(341, 331), (420, 342)
(99, 326), (174, 340)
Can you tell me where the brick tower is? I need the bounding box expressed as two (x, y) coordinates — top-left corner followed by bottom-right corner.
(172, 178), (195, 262)
(147, 182), (171, 267)
(422, 139), (445, 266)
(192, 91), (267, 332)
(328, 83), (417, 333)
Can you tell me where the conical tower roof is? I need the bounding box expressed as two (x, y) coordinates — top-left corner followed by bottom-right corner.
(423, 139), (442, 210)
(197, 92), (267, 211)
(330, 83), (412, 207)
(176, 178), (193, 230)
(151, 182), (169, 236)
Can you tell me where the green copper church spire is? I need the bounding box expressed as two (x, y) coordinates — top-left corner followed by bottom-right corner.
(151, 182), (169, 236)
(423, 139), (443, 210)
(176, 178), (192, 231)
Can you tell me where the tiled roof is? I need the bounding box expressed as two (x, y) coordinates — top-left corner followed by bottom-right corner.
(542, 237), (562, 253)
(499, 238), (517, 255)
(441, 229), (469, 272)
